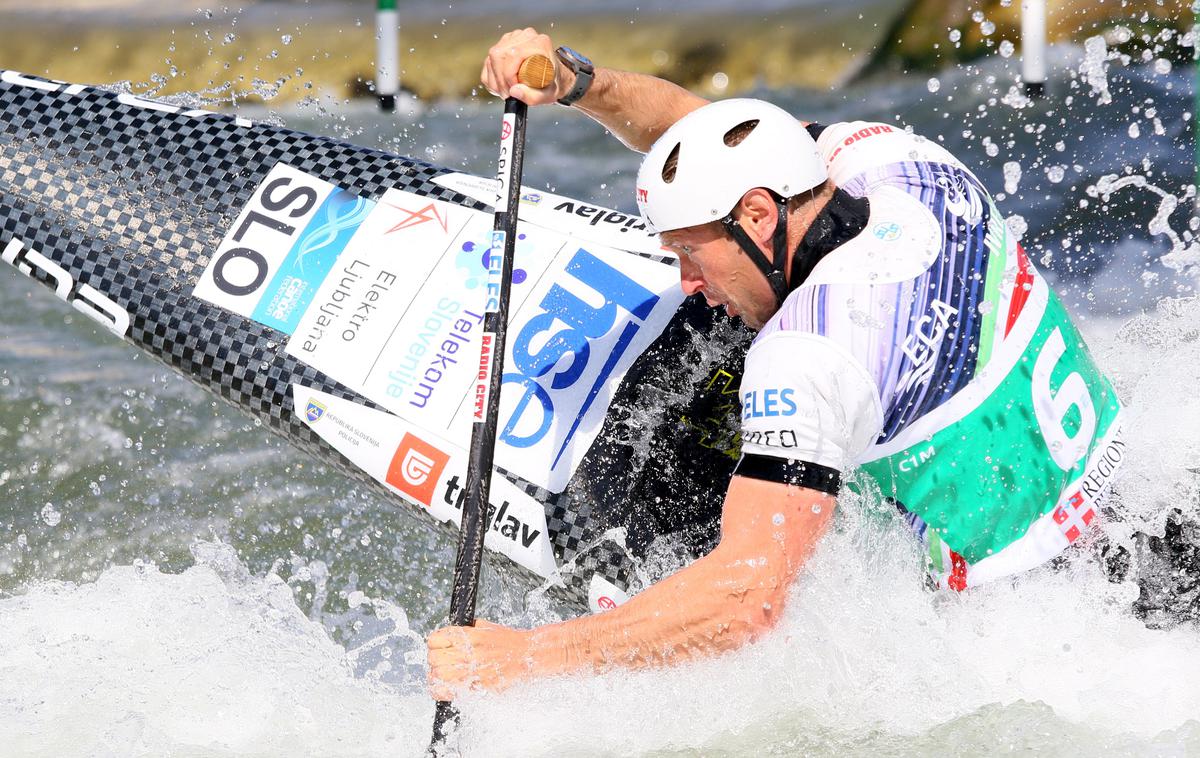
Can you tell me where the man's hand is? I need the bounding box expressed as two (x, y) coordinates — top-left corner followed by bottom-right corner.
(480, 28), (566, 106)
(427, 619), (534, 701)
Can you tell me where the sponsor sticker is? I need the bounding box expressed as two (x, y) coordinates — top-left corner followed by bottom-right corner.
(495, 113), (517, 213)
(740, 388), (799, 420)
(474, 332), (495, 422)
(193, 163), (355, 331)
(588, 573), (630, 613)
(486, 230), (506, 313)
(292, 384), (557, 576)
(873, 222), (902, 242)
(386, 432), (451, 506)
(305, 399), (327, 422)
(496, 246), (679, 490)
(429, 173), (662, 255)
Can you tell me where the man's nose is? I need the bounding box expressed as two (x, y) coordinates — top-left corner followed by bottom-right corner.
(678, 256), (704, 297)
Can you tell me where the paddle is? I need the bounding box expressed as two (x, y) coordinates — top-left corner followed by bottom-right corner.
(429, 52), (556, 752)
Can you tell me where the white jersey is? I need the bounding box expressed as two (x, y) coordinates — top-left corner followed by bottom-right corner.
(736, 121), (1124, 590)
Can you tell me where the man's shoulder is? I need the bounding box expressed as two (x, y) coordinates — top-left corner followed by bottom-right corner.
(800, 186), (942, 290)
(817, 121), (969, 189)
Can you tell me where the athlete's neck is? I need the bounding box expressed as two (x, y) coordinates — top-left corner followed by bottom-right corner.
(786, 187), (870, 288)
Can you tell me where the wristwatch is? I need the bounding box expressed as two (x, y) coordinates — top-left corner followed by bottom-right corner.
(555, 46), (595, 107)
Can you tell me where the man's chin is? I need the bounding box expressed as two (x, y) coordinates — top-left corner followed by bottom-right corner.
(727, 306), (763, 331)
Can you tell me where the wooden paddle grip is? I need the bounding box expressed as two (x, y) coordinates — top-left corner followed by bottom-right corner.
(517, 54), (556, 90)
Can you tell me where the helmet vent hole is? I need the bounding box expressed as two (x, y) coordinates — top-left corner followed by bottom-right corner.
(723, 119), (760, 147)
(662, 143), (681, 183)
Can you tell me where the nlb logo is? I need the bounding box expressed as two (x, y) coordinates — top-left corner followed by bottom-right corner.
(386, 432), (450, 506)
(500, 248), (660, 468)
(2, 238), (131, 336)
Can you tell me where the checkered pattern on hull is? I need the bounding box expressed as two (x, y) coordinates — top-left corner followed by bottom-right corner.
(0, 72), (743, 610)
(0, 73), (584, 599)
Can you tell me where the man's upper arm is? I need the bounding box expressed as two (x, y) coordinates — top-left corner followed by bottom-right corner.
(737, 331), (883, 473)
(717, 330), (881, 574)
(716, 475), (837, 581)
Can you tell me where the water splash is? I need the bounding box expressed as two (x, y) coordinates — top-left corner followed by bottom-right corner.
(1089, 174), (1200, 281)
(1079, 36), (1114, 105)
(0, 541), (428, 756)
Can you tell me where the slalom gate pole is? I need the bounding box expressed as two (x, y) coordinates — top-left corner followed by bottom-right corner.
(429, 52), (556, 753)
(375, 0), (399, 111)
(1021, 0), (1047, 97)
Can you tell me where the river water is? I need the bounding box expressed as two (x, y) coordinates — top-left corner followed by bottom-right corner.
(1, 29), (1199, 757)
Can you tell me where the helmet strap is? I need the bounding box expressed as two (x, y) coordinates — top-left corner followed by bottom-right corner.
(719, 197), (791, 309)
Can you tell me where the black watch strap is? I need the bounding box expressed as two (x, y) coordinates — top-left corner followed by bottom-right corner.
(555, 46), (594, 107)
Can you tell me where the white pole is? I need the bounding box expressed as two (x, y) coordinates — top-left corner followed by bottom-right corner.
(376, 0), (399, 112)
(1022, 0), (1047, 97)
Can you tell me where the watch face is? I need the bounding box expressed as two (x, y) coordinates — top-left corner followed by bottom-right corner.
(559, 46), (593, 69)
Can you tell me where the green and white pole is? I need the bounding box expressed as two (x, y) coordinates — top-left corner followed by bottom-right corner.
(376, 0), (399, 112)
(1021, 0), (1047, 97)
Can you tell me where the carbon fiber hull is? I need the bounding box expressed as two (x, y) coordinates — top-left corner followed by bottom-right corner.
(0, 71), (749, 607)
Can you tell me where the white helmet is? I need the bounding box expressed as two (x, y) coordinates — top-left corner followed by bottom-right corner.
(635, 98), (827, 233)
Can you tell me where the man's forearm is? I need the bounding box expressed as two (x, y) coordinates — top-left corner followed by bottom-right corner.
(567, 67), (709, 153)
(526, 544), (785, 677)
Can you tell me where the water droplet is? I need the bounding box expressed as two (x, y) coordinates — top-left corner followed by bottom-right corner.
(41, 503), (61, 526)
(949, 29), (962, 43)
(1046, 165), (1066, 183)
(1002, 161), (1022, 195)
(1006, 214), (1028, 241)
(811, 504), (822, 514)
(927, 77), (941, 93)
(980, 20), (995, 36)
(999, 40), (1015, 58)
(1128, 122), (1140, 139)
(1153, 58), (1171, 75)
(281, 34), (293, 46)
(772, 513), (785, 526)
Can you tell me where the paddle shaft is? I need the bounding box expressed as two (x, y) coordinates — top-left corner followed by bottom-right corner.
(430, 54), (551, 750)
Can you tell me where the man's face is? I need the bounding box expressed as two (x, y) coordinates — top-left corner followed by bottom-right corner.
(659, 220), (777, 330)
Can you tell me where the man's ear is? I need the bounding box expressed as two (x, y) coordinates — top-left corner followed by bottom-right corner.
(735, 188), (779, 245)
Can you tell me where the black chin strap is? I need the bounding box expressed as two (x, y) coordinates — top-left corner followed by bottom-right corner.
(720, 197), (791, 309)
(720, 189), (871, 309)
